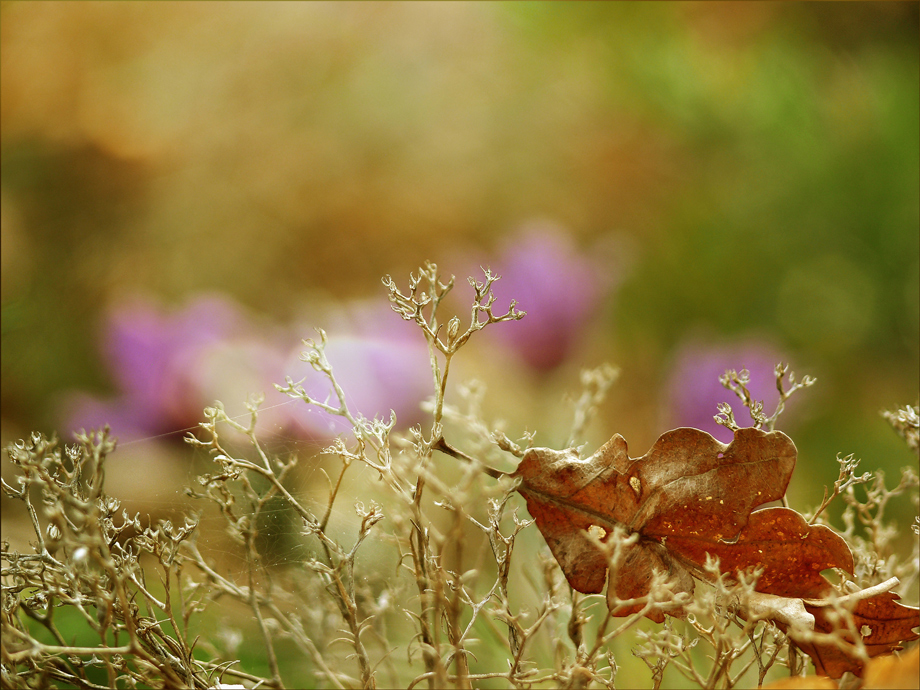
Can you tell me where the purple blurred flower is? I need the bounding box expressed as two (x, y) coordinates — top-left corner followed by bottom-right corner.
(484, 221), (615, 372)
(62, 294), (434, 446)
(61, 294), (247, 440)
(283, 300), (431, 438)
(663, 340), (791, 443)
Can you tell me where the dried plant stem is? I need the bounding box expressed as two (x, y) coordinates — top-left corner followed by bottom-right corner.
(432, 436), (506, 479)
(5, 264), (917, 690)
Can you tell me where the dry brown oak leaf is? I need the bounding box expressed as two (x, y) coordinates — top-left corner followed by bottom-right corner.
(512, 427), (919, 677)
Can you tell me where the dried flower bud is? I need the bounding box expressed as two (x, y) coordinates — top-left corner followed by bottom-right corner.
(446, 316), (460, 344)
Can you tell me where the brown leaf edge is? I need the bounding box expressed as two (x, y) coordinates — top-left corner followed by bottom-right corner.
(794, 580), (920, 679)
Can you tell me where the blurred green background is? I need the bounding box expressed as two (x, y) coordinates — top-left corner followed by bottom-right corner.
(3, 0), (918, 518)
(2, 2), (917, 686)
(3, 0), (918, 512)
